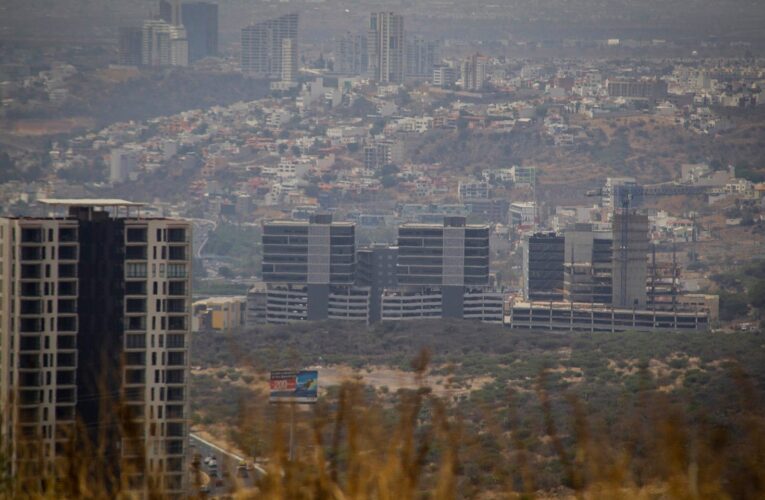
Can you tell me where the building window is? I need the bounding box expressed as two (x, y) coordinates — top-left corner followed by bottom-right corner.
(126, 263), (147, 278)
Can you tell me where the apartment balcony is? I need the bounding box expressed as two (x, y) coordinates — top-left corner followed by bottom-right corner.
(125, 281), (147, 296)
(126, 298), (147, 314)
(56, 335), (76, 350)
(18, 407), (39, 424)
(59, 227), (78, 242)
(167, 281), (186, 296)
(124, 369), (146, 385)
(58, 264), (77, 278)
(165, 369), (184, 384)
(20, 318), (43, 333)
(166, 387), (184, 402)
(165, 440), (184, 456)
(56, 405), (75, 422)
(165, 334), (184, 349)
(20, 228), (43, 243)
(18, 390), (41, 406)
(125, 316), (147, 331)
(56, 352), (76, 368)
(166, 352), (185, 366)
(56, 370), (75, 386)
(167, 316), (187, 332)
(58, 245), (77, 261)
(20, 265), (42, 279)
(124, 387), (145, 403)
(18, 354), (40, 369)
(166, 299), (187, 313)
(168, 246), (187, 261)
(19, 372), (42, 388)
(126, 228), (148, 243)
(57, 281), (77, 297)
(19, 336), (41, 352)
(125, 245), (148, 260)
(56, 388), (75, 403)
(166, 228), (187, 243)
(165, 422), (185, 438)
(124, 351), (146, 367)
(20, 282), (41, 297)
(55, 422), (76, 438)
(56, 316), (77, 333)
(20, 300), (42, 315)
(58, 299), (77, 314)
(20, 246), (43, 261)
(125, 334), (146, 349)
(165, 404), (184, 420)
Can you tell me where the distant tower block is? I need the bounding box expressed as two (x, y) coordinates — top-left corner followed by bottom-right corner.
(612, 211), (649, 308)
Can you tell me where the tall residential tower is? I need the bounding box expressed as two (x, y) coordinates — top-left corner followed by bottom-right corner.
(0, 200), (191, 497)
(241, 13), (299, 81)
(368, 12), (405, 84)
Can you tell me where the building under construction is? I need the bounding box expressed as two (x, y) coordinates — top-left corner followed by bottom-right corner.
(612, 211), (650, 308)
(562, 224), (613, 304)
(517, 212), (714, 331)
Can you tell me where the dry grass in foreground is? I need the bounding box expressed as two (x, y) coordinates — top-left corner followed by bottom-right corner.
(3, 353), (764, 499)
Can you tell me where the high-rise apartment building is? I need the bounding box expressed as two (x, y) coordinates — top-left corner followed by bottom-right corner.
(118, 27), (143, 66)
(368, 12), (405, 84)
(363, 139), (404, 170)
(159, 0), (174, 24)
(432, 64), (457, 88)
(142, 20), (188, 67)
(241, 13), (299, 80)
(0, 200), (191, 496)
(110, 147), (141, 184)
(334, 32), (368, 75)
(181, 2), (218, 62)
(405, 36), (437, 78)
(460, 53), (488, 91)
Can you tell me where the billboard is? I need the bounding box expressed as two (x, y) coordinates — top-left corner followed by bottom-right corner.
(269, 370), (318, 404)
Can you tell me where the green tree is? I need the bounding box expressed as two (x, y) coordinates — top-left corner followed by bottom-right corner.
(719, 291), (749, 321)
(748, 280), (765, 311)
(219, 266), (235, 279)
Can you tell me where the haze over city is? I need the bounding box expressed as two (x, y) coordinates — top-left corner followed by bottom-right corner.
(0, 0), (764, 498)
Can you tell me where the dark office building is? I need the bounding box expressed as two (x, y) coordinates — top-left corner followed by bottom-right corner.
(118, 27), (143, 66)
(181, 2), (218, 62)
(522, 232), (565, 301)
(262, 214), (355, 320)
(356, 245), (398, 322)
(159, 0), (173, 23)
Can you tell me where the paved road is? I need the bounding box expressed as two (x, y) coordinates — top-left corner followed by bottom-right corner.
(189, 433), (265, 496)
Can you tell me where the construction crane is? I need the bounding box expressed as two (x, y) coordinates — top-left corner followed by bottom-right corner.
(586, 185), (685, 309)
(586, 186), (632, 307)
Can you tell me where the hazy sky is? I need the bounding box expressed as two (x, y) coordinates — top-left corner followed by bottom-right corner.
(2, 0), (765, 44)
